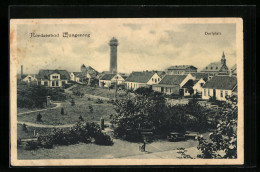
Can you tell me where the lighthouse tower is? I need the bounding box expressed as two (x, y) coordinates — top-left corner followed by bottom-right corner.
(109, 37), (118, 74)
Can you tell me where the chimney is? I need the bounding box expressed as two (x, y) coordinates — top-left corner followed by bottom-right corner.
(21, 65), (23, 77)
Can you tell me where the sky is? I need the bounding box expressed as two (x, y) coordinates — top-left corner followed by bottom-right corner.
(15, 19), (237, 74)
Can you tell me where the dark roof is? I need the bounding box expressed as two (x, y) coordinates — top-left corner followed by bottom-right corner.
(203, 76), (237, 90)
(193, 79), (200, 85)
(182, 79), (194, 88)
(167, 65), (197, 70)
(125, 71), (156, 83)
(100, 74), (116, 80)
(37, 70), (70, 80)
(158, 75), (187, 85)
(201, 62), (224, 72)
(190, 73), (209, 81)
(157, 71), (166, 78)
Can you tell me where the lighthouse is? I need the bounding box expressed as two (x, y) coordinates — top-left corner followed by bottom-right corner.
(109, 37), (118, 74)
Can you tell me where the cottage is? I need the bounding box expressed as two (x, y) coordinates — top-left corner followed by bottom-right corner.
(99, 73), (125, 87)
(201, 52), (229, 76)
(166, 65), (197, 75)
(125, 71), (164, 90)
(70, 72), (81, 82)
(37, 69), (70, 87)
(20, 74), (38, 83)
(152, 75), (191, 95)
(202, 76), (237, 101)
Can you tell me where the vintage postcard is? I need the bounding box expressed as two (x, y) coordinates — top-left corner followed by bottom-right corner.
(10, 18), (243, 166)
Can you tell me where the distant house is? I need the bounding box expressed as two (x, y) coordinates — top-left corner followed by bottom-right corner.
(152, 74), (193, 95)
(20, 74), (38, 83)
(166, 65), (197, 75)
(189, 73), (210, 94)
(70, 72), (81, 82)
(125, 71), (164, 90)
(202, 76), (237, 101)
(99, 73), (125, 87)
(201, 52), (229, 76)
(37, 69), (70, 87)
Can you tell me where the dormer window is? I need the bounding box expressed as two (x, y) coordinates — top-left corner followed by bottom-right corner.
(210, 67), (213, 69)
(206, 67), (208, 69)
(216, 67), (218, 69)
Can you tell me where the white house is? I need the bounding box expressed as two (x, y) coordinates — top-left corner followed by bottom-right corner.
(125, 71), (165, 90)
(99, 73), (125, 87)
(21, 74), (38, 83)
(202, 76), (237, 101)
(192, 78), (206, 95)
(37, 69), (70, 87)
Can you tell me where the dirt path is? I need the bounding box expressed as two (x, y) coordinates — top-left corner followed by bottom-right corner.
(17, 103), (62, 115)
(84, 93), (110, 101)
(17, 121), (73, 128)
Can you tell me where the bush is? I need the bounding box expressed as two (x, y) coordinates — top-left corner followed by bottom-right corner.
(96, 99), (103, 104)
(71, 99), (75, 106)
(25, 141), (38, 150)
(22, 123), (28, 132)
(36, 113), (42, 122)
(61, 107), (65, 115)
(94, 132), (113, 145)
(89, 105), (93, 113)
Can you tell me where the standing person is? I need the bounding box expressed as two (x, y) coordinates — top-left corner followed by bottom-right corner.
(143, 139), (146, 152)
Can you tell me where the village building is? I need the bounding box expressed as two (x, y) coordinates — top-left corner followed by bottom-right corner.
(201, 51), (229, 76)
(125, 71), (165, 90)
(202, 76), (237, 101)
(99, 73), (125, 88)
(166, 65), (197, 75)
(19, 74), (38, 83)
(152, 74), (194, 96)
(230, 64), (237, 76)
(37, 69), (70, 87)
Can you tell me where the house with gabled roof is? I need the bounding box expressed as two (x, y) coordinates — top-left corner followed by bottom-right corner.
(125, 71), (164, 90)
(202, 76), (237, 101)
(166, 65), (197, 75)
(152, 74), (191, 95)
(99, 73), (125, 88)
(231, 64), (237, 76)
(37, 69), (70, 87)
(201, 52), (229, 76)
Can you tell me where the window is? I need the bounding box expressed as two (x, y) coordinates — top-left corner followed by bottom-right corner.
(225, 91), (228, 97)
(152, 78), (154, 81)
(208, 89), (210, 96)
(204, 89), (206, 96)
(52, 81), (55, 86)
(220, 90), (223, 97)
(158, 78), (160, 81)
(155, 79), (157, 83)
(56, 81), (59, 86)
(216, 67), (218, 69)
(211, 67), (213, 69)
(44, 81), (48, 86)
(200, 83), (204, 87)
(52, 75), (58, 79)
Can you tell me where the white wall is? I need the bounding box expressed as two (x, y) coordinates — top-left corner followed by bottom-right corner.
(202, 88), (232, 101)
(147, 73), (161, 85)
(193, 79), (206, 94)
(125, 82), (147, 90)
(50, 73), (60, 81)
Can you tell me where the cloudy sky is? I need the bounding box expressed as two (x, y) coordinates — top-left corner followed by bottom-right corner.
(15, 19), (237, 74)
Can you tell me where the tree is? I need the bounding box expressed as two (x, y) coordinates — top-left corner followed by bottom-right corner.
(110, 88), (168, 141)
(197, 96), (238, 159)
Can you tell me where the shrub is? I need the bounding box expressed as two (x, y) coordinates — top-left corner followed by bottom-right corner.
(25, 141), (38, 150)
(22, 123), (28, 132)
(96, 99), (103, 104)
(36, 113), (42, 122)
(61, 107), (65, 115)
(89, 105), (93, 113)
(79, 115), (84, 121)
(94, 132), (113, 146)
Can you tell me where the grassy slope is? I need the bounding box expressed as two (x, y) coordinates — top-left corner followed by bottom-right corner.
(17, 96), (115, 125)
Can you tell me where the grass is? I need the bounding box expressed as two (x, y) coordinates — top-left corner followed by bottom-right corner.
(17, 96), (115, 125)
(17, 124), (53, 139)
(71, 85), (126, 99)
(17, 104), (57, 114)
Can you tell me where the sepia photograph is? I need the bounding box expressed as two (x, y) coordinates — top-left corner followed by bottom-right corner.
(10, 18), (243, 166)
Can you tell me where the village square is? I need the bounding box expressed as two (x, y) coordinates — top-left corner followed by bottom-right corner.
(16, 36), (238, 160)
